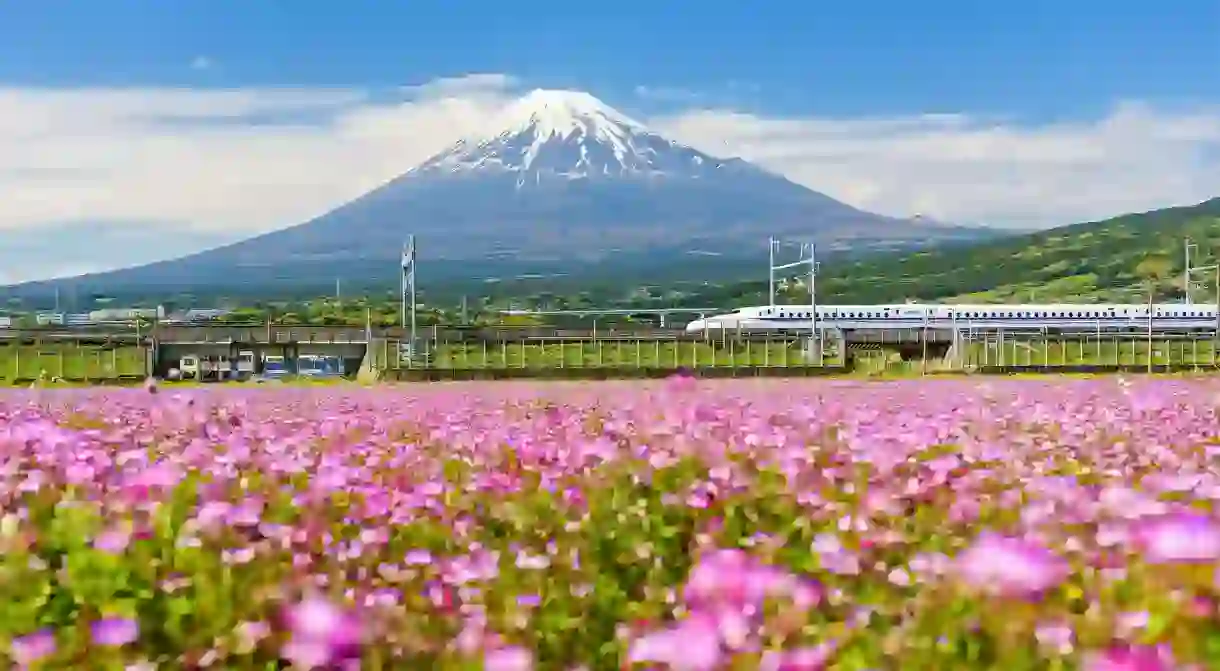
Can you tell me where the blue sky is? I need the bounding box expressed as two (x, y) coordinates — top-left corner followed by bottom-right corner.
(1, 2), (1219, 282)
(3, 0), (1217, 117)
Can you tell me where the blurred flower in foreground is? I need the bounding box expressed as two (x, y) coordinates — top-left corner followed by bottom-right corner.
(1133, 512), (1220, 564)
(954, 533), (1068, 596)
(1082, 643), (1175, 670)
(759, 643), (836, 671)
(11, 630), (55, 667)
(667, 367), (697, 392)
(91, 618), (139, 647)
(628, 614), (721, 671)
(281, 596), (362, 668)
(484, 645), (533, 671)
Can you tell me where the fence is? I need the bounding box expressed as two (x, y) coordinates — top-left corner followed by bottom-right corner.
(368, 333), (849, 380)
(953, 332), (1220, 370)
(367, 331), (1220, 379)
(0, 343), (149, 383)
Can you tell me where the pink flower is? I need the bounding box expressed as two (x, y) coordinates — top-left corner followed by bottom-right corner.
(1034, 621), (1075, 655)
(281, 596), (362, 668)
(1134, 512), (1220, 564)
(628, 614), (722, 671)
(11, 629), (56, 667)
(485, 646), (533, 671)
(954, 533), (1068, 596)
(759, 643), (836, 671)
(93, 528), (132, 554)
(1083, 644), (1175, 670)
(91, 618), (138, 646)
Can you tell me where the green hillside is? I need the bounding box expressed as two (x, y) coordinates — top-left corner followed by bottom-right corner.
(697, 197), (1220, 306)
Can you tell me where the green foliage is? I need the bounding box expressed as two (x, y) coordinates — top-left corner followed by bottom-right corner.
(698, 198), (1220, 306)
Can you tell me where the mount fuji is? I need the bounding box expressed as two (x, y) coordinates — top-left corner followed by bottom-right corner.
(6, 89), (997, 298)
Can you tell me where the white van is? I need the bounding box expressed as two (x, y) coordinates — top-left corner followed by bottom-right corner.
(235, 350), (256, 380)
(179, 355), (200, 380)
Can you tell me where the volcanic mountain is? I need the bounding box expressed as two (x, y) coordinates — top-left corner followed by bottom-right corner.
(6, 89), (996, 298)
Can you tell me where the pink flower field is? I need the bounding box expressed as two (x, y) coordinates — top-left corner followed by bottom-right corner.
(2, 377), (1220, 669)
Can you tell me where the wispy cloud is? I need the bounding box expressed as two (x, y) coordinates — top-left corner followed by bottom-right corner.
(401, 73), (518, 100)
(653, 102), (1220, 228)
(633, 85), (701, 103)
(1, 73), (1218, 281)
(189, 55), (213, 71)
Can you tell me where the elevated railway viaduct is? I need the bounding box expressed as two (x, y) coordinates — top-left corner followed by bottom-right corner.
(3, 323), (1186, 376)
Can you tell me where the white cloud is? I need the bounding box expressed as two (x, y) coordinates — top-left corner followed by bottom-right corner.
(189, 56), (213, 71)
(633, 85), (700, 102)
(0, 81), (512, 236)
(652, 102), (1220, 228)
(401, 73), (516, 100)
(1, 73), (1219, 283)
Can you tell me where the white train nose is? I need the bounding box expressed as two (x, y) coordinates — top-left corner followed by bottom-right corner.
(685, 319), (706, 333)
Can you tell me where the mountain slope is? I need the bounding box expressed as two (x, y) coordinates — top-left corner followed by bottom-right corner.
(4, 89), (997, 299)
(693, 197), (1220, 306)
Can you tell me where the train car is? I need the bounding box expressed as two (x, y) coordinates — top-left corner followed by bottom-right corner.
(684, 303), (1220, 334)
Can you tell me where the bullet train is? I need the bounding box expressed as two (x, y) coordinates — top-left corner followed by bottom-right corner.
(684, 303), (1220, 334)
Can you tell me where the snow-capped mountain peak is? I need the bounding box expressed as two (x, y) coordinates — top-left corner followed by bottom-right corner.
(494, 89), (647, 142)
(412, 89), (729, 185)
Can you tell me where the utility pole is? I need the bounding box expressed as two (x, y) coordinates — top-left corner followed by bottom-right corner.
(807, 242), (820, 359)
(767, 237), (777, 306)
(1147, 287), (1153, 374)
(769, 237), (818, 361)
(1185, 238), (1193, 304)
(403, 236), (417, 357)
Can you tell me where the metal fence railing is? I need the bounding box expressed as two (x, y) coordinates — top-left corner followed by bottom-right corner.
(369, 331), (1220, 376)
